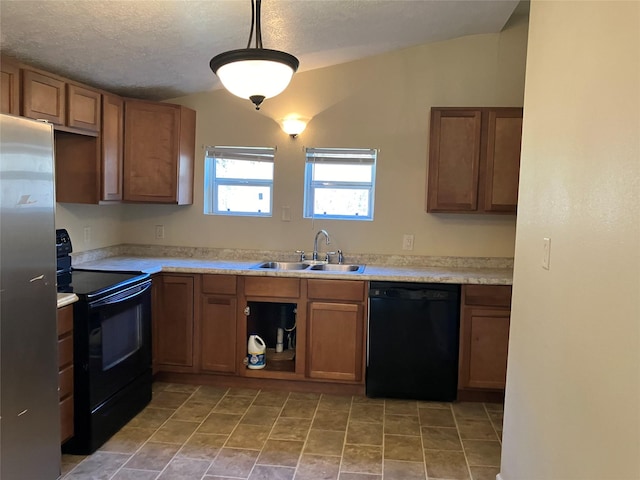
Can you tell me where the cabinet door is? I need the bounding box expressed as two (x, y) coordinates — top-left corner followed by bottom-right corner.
(123, 100), (180, 203)
(101, 94), (124, 201)
(307, 302), (364, 382)
(459, 306), (510, 390)
(200, 294), (237, 373)
(427, 109), (482, 212)
(154, 275), (194, 368)
(67, 84), (101, 132)
(484, 109), (522, 213)
(1, 56), (19, 114)
(22, 69), (66, 124)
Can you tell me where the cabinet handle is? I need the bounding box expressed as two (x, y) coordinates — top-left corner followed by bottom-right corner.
(207, 298), (231, 305)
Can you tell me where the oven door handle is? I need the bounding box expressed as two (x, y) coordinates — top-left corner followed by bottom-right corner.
(90, 281), (152, 307)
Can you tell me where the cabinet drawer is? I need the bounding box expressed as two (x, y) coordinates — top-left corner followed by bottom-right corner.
(202, 274), (237, 295)
(307, 279), (365, 302)
(58, 335), (73, 368)
(463, 285), (512, 308)
(59, 365), (73, 399)
(60, 395), (74, 443)
(244, 277), (300, 298)
(57, 305), (73, 336)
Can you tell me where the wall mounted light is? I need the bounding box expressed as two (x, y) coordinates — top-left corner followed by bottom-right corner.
(281, 117), (307, 138)
(209, 0), (299, 110)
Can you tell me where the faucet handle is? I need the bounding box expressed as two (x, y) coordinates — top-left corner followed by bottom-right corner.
(295, 250), (305, 261)
(337, 249), (344, 264)
(324, 251), (336, 263)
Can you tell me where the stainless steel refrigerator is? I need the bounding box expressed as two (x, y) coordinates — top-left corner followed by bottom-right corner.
(0, 114), (61, 479)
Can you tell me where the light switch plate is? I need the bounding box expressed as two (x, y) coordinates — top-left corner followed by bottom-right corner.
(402, 234), (414, 251)
(542, 237), (551, 270)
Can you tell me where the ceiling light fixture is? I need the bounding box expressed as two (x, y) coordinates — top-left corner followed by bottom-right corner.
(209, 0), (299, 110)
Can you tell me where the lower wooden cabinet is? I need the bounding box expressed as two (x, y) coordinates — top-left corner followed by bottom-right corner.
(57, 304), (74, 444)
(153, 274), (195, 371)
(458, 285), (512, 395)
(307, 301), (364, 382)
(306, 279), (366, 383)
(200, 275), (238, 374)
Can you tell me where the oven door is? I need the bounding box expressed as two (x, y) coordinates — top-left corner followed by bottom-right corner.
(86, 280), (151, 409)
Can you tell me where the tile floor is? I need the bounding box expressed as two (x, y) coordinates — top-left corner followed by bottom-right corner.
(61, 382), (503, 480)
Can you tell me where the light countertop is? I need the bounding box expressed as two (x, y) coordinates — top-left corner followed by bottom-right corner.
(74, 256), (513, 285)
(57, 292), (78, 308)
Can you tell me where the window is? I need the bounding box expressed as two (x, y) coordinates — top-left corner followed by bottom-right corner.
(204, 146), (275, 216)
(304, 148), (377, 221)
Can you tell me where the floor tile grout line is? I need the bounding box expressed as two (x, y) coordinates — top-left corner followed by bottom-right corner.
(333, 393), (355, 479)
(132, 384), (223, 480)
(68, 383), (206, 480)
(209, 386), (267, 479)
(450, 403), (474, 480)
(288, 391), (324, 479)
(246, 388), (293, 478)
(484, 401), (503, 447)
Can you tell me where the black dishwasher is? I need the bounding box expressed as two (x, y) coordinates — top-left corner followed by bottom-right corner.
(367, 282), (460, 401)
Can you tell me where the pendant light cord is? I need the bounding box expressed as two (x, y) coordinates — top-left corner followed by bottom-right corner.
(246, 0), (264, 49)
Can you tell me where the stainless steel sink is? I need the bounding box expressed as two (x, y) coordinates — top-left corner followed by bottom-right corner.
(309, 264), (365, 273)
(252, 261), (310, 270)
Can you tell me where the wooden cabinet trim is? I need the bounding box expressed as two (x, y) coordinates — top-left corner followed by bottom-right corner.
(244, 277), (301, 298)
(101, 93), (124, 201)
(462, 284), (512, 308)
(1, 55), (20, 115)
(202, 274), (237, 295)
(307, 279), (365, 302)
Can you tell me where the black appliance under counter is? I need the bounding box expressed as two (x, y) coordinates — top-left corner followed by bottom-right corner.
(56, 229), (153, 454)
(367, 282), (461, 401)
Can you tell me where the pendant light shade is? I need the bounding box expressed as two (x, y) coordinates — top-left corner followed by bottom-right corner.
(210, 0), (299, 110)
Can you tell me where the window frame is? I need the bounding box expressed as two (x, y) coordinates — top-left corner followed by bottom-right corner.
(303, 147), (377, 221)
(204, 146), (275, 217)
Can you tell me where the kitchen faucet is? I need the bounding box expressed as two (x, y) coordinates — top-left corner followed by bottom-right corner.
(312, 230), (331, 261)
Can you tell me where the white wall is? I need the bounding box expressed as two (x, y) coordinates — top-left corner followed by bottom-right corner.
(114, 16), (528, 258)
(501, 2), (640, 479)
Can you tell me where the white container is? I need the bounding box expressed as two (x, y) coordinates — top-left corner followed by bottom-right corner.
(276, 328), (284, 353)
(247, 334), (266, 369)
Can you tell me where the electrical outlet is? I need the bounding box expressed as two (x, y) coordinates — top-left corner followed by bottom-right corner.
(402, 234), (414, 251)
(542, 237), (551, 270)
(155, 225), (165, 240)
(83, 226), (91, 244)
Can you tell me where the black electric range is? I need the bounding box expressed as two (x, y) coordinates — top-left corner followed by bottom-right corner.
(56, 229), (153, 454)
(56, 229), (149, 298)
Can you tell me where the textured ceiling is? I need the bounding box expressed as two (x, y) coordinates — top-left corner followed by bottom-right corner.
(0, 0), (523, 101)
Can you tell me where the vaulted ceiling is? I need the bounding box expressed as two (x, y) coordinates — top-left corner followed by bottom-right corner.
(0, 0), (525, 100)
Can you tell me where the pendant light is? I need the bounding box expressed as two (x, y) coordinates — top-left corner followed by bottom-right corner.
(210, 0), (299, 110)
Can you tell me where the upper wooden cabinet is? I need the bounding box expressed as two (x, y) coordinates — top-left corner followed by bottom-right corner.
(1, 55), (20, 115)
(426, 107), (523, 214)
(123, 100), (195, 204)
(21, 68), (101, 133)
(67, 83), (101, 132)
(101, 94), (124, 201)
